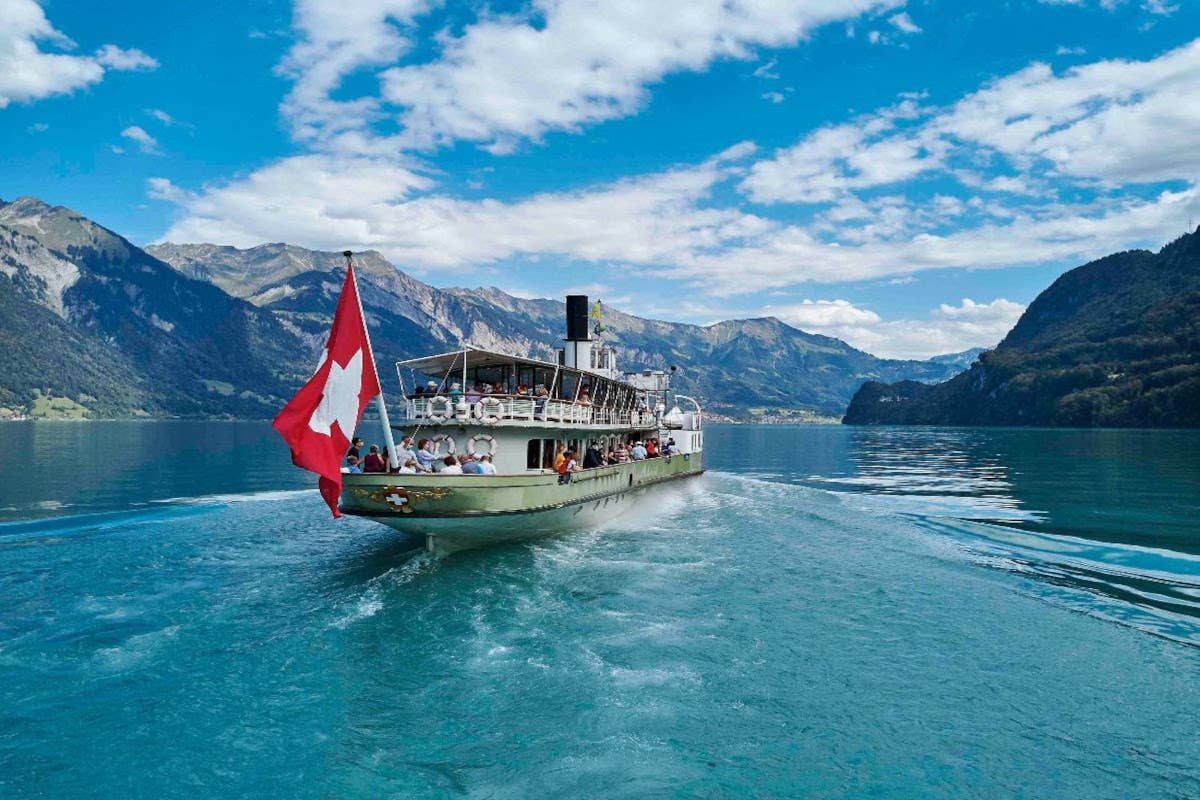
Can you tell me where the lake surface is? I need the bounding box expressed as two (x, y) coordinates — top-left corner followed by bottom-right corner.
(1, 421), (1198, 798)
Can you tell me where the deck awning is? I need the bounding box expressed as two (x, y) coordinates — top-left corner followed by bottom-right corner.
(396, 347), (560, 375)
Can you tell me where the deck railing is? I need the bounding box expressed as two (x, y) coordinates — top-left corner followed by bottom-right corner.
(403, 396), (660, 428)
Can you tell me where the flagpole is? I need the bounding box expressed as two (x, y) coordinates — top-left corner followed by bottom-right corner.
(345, 251), (400, 469)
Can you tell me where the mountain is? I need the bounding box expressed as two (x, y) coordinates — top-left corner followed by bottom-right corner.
(926, 347), (987, 371)
(148, 244), (965, 417)
(0, 197), (308, 418)
(0, 194), (968, 420)
(843, 230), (1200, 427)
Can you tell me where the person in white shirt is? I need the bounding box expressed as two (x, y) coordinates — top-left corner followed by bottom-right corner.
(479, 455), (497, 475)
(397, 459), (419, 474)
(631, 441), (648, 460)
(439, 455), (463, 475)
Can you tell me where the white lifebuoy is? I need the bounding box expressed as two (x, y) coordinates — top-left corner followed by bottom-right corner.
(479, 397), (503, 424)
(467, 433), (497, 458)
(427, 396), (451, 422)
(431, 434), (456, 455)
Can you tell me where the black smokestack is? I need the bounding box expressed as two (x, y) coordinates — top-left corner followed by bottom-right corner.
(565, 295), (589, 341)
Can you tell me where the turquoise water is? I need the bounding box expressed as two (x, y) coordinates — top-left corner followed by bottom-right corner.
(1, 422), (1198, 798)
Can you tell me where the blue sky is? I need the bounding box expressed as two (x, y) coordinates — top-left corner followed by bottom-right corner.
(3, 0), (1199, 358)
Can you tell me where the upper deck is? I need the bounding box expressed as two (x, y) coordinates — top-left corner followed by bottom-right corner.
(396, 346), (698, 432)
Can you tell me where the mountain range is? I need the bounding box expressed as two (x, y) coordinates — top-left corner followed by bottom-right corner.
(844, 229), (1200, 427)
(0, 196), (967, 421)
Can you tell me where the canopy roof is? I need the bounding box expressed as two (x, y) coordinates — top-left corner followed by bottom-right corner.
(396, 347), (561, 375)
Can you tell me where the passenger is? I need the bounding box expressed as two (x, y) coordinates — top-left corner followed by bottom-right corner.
(449, 382), (463, 402)
(362, 445), (387, 473)
(552, 444), (566, 474)
(479, 454), (498, 475)
(415, 438), (438, 472)
(578, 386), (592, 405)
(426, 380), (440, 395)
(466, 384), (481, 406)
(631, 441), (648, 461)
(557, 449), (579, 484)
(397, 436), (417, 465)
(344, 455), (363, 473)
(534, 385), (549, 418)
(462, 455), (484, 475)
(661, 438), (673, 457)
(440, 455), (463, 475)
(413, 384), (425, 398)
(646, 438), (658, 458)
(582, 441), (603, 469)
(347, 437), (365, 460)
(516, 383), (529, 396)
(397, 458), (419, 474)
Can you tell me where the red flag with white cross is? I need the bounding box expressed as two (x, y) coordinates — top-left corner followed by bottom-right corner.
(272, 263), (380, 517)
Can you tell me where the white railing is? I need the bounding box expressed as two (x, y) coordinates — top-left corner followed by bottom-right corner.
(404, 396), (660, 428)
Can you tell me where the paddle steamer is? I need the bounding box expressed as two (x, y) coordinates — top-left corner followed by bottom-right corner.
(339, 296), (704, 552)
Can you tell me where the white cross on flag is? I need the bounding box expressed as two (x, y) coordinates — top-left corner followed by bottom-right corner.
(272, 263), (380, 517)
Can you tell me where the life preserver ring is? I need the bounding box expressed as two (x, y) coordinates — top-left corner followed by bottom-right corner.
(479, 397), (503, 424)
(427, 396), (451, 422)
(467, 433), (497, 458)
(431, 434), (456, 455)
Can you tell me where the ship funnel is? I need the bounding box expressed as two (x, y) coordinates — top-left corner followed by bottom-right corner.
(565, 295), (590, 341)
(563, 295), (593, 371)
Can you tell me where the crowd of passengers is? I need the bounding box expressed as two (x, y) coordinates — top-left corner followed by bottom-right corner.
(410, 380), (610, 406)
(342, 435), (675, 476)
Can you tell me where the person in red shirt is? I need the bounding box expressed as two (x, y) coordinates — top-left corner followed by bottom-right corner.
(362, 445), (387, 473)
(646, 438), (658, 457)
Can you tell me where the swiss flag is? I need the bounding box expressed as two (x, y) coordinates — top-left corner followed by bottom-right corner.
(273, 263), (380, 517)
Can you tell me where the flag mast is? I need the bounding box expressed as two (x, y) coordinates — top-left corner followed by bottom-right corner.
(344, 251), (400, 469)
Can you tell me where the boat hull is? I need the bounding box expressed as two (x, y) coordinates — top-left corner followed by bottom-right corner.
(339, 453), (703, 553)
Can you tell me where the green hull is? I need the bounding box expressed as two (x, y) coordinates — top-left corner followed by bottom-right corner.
(341, 453), (702, 518)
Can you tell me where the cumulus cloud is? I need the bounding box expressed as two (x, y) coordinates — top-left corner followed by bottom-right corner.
(0, 0), (157, 108)
(150, 26), (1200, 303)
(276, 0), (899, 151)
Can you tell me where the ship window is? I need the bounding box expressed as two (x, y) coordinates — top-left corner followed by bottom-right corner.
(527, 439), (540, 470)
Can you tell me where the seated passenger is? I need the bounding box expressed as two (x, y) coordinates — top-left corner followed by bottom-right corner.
(578, 386), (592, 405)
(516, 383), (529, 396)
(479, 455), (497, 475)
(440, 455), (463, 474)
(449, 382), (463, 402)
(462, 455), (484, 475)
(346, 437), (365, 460)
(426, 380), (440, 395)
(413, 385), (425, 398)
(344, 455), (363, 473)
(646, 439), (658, 458)
(630, 441), (648, 461)
(397, 459), (419, 474)
(362, 446), (387, 473)
(466, 384), (482, 406)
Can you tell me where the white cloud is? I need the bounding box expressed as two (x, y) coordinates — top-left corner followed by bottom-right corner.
(752, 58), (780, 80)
(935, 38), (1200, 185)
(1055, 45), (1086, 55)
(120, 125), (159, 154)
(888, 12), (922, 33)
(371, 0), (899, 151)
(151, 35), (1200, 304)
(278, 0), (434, 145)
(761, 91), (785, 104)
(0, 0), (157, 108)
(27, 121), (48, 133)
(741, 101), (936, 204)
(94, 44), (158, 71)
(764, 297), (1023, 359)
